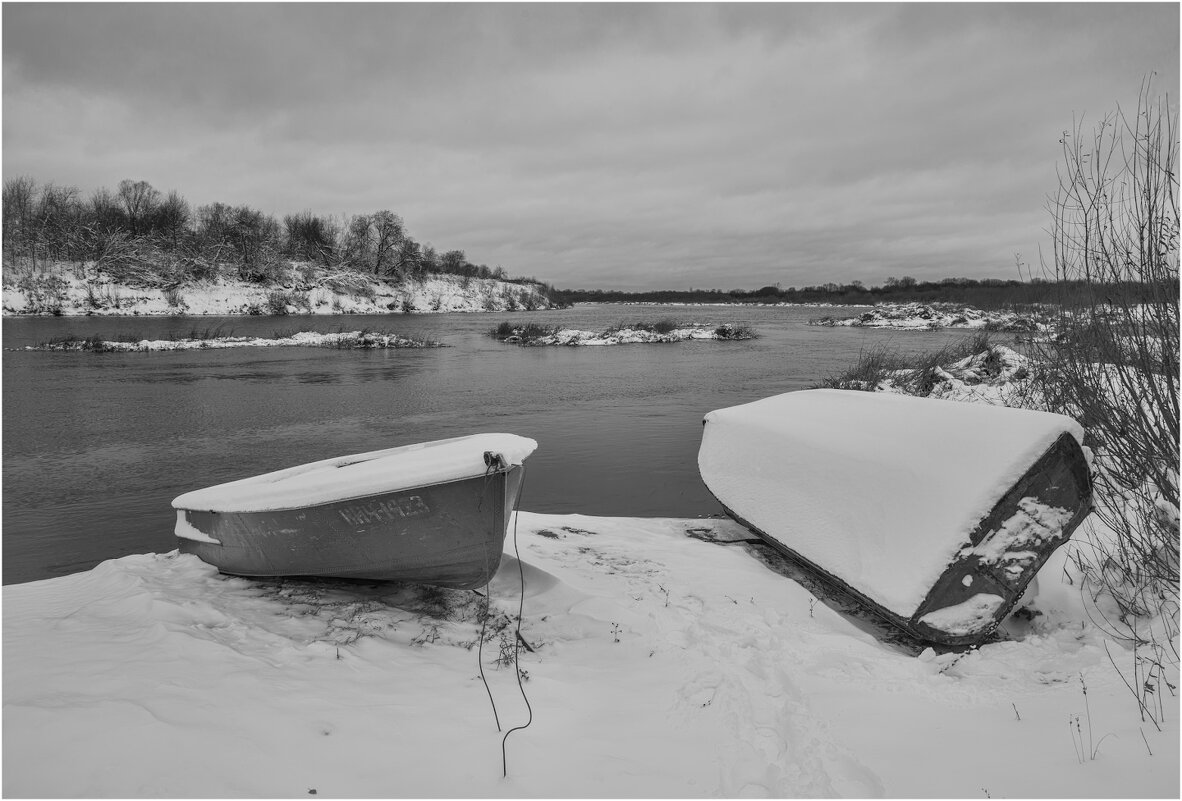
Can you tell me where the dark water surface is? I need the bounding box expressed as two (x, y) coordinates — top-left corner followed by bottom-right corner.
(3, 305), (987, 584)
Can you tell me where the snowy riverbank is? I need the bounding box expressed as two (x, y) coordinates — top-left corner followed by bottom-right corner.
(810, 302), (1050, 332)
(2, 263), (557, 317)
(4, 512), (1176, 797)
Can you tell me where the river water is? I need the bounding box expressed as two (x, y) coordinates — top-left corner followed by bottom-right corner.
(3, 305), (986, 584)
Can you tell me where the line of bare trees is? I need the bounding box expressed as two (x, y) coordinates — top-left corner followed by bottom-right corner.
(2, 177), (531, 290)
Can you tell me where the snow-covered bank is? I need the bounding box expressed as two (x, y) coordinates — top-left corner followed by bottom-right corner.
(810, 302), (1050, 332)
(21, 329), (445, 352)
(839, 343), (1036, 407)
(2, 263), (557, 316)
(4, 512), (1177, 798)
(493, 323), (755, 346)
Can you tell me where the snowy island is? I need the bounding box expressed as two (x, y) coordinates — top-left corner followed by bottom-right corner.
(490, 321), (756, 346)
(809, 302), (1050, 332)
(21, 329), (446, 352)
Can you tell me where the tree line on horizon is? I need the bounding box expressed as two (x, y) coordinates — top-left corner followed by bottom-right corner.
(550, 274), (1169, 309)
(1, 176), (555, 295)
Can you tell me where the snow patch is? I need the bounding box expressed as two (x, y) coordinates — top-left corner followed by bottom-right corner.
(960, 497), (1074, 581)
(174, 510), (220, 544)
(918, 593), (1006, 635)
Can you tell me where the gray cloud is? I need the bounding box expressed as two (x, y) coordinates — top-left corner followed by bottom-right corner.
(4, 3), (1177, 289)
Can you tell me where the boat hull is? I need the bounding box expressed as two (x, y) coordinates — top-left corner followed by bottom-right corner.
(176, 466), (524, 590)
(708, 432), (1091, 648)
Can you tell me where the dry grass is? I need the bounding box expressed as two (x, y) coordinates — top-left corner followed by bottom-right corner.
(816, 331), (994, 394)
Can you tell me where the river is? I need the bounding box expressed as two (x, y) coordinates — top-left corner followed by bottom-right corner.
(3, 304), (986, 584)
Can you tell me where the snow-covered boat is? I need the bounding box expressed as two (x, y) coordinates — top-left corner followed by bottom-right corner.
(171, 433), (537, 589)
(698, 390), (1092, 647)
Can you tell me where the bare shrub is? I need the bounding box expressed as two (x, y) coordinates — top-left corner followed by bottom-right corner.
(16, 272), (69, 315)
(713, 323), (756, 341)
(265, 289), (292, 315)
(321, 271), (376, 302)
(627, 318), (681, 335)
(489, 322), (560, 342)
(1032, 82), (1179, 692)
(163, 286), (186, 309)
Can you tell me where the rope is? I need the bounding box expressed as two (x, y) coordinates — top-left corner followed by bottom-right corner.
(500, 466), (533, 778)
(476, 454), (503, 732)
(476, 586), (502, 732)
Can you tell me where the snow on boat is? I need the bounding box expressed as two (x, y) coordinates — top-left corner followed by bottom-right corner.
(698, 390), (1092, 647)
(171, 433), (537, 589)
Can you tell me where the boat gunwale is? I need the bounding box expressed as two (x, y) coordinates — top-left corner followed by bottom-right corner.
(173, 463), (523, 515)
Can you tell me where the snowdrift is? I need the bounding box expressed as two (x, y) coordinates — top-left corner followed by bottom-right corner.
(4, 513), (1176, 798)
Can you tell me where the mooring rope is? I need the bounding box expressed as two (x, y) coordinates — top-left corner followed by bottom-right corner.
(473, 455), (534, 776)
(500, 466), (533, 778)
(476, 585), (502, 732)
(476, 455), (504, 732)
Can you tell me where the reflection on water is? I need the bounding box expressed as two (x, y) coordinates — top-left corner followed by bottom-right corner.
(2, 306), (994, 584)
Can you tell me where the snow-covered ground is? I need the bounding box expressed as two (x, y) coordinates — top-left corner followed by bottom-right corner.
(4, 512), (1177, 798)
(2, 263), (555, 316)
(5, 337), (1176, 797)
(810, 302), (1049, 332)
(22, 330), (446, 352)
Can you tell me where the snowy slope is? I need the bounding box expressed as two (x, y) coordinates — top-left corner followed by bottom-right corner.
(4, 513), (1176, 798)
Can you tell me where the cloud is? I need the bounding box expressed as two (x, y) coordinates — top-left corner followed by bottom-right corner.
(3, 3), (1177, 289)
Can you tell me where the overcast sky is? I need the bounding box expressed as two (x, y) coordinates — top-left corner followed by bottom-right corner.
(4, 4), (1178, 290)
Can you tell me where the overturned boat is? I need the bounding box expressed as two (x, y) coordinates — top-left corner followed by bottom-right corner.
(698, 390), (1092, 647)
(172, 433), (537, 589)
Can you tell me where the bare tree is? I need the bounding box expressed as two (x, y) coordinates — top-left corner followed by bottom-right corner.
(440, 249), (466, 276)
(88, 187), (126, 231)
(196, 202), (233, 246)
(154, 190), (191, 248)
(395, 237), (423, 279)
(228, 205), (281, 280)
(34, 182), (83, 260)
(283, 210), (337, 264)
(339, 213), (374, 271)
(3, 176), (37, 258)
(371, 210), (404, 277)
(116, 179), (160, 236)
